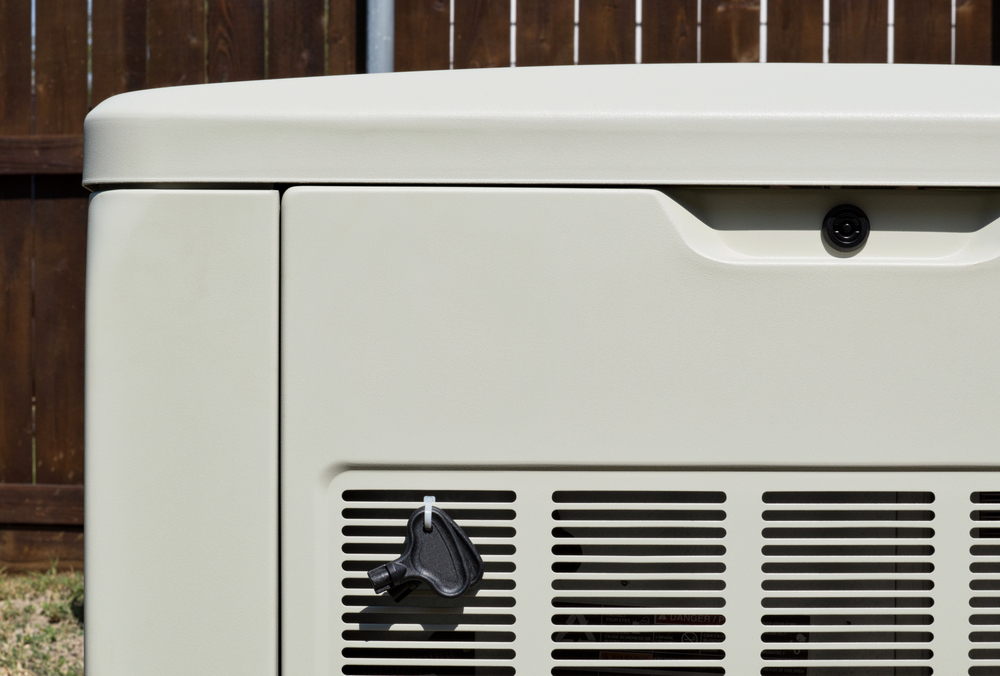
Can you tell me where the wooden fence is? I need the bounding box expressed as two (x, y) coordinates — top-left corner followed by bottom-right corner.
(0, 0), (995, 571)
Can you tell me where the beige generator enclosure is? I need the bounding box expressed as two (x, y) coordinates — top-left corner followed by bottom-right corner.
(84, 64), (1000, 676)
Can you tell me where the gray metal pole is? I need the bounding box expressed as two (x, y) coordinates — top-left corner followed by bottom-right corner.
(367, 0), (394, 73)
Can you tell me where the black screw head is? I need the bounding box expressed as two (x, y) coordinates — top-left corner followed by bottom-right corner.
(823, 204), (870, 252)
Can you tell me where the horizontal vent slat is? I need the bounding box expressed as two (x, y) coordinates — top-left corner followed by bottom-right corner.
(763, 545), (934, 556)
(762, 632), (932, 642)
(762, 579), (933, 591)
(553, 640), (726, 648)
(553, 492), (727, 504)
(344, 508), (516, 520)
(552, 612), (727, 624)
(758, 660), (934, 668)
(341, 657), (516, 665)
(553, 509), (726, 521)
(763, 562), (933, 574)
(341, 637), (515, 648)
(552, 579), (724, 591)
(343, 623), (517, 632)
(763, 492), (935, 504)
(763, 613), (934, 624)
(342, 490), (515, 503)
(761, 669), (932, 676)
(551, 625), (726, 633)
(341, 538), (513, 548)
(552, 544), (725, 556)
(551, 658), (727, 666)
(762, 528), (934, 538)
(343, 612), (516, 624)
(550, 589), (725, 598)
(763, 510), (935, 522)
(343, 560), (515, 573)
(343, 667), (516, 676)
(554, 528), (726, 539)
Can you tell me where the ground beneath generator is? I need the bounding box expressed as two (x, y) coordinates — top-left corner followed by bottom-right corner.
(0, 568), (83, 676)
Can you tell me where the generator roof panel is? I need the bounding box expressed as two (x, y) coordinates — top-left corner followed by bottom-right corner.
(83, 63), (1000, 187)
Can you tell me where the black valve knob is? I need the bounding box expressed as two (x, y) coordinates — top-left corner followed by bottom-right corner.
(367, 505), (484, 601)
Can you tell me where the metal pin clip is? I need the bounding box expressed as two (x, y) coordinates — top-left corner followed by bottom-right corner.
(423, 495), (435, 532)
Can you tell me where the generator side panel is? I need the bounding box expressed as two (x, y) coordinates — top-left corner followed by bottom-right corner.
(85, 190), (279, 676)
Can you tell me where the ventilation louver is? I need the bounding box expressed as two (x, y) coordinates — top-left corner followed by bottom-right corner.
(327, 471), (1000, 675)
(760, 491), (935, 676)
(339, 489), (517, 676)
(971, 491), (1000, 676)
(549, 490), (727, 676)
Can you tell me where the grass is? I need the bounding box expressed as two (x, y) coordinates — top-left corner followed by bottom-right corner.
(0, 565), (83, 676)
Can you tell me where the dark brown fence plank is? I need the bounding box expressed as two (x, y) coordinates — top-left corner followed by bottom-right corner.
(0, 0), (32, 133)
(0, 528), (84, 572)
(395, 0), (451, 71)
(829, 0), (887, 62)
(208, 0), (265, 83)
(0, 485), (84, 526)
(956, 0), (992, 64)
(91, 0), (147, 106)
(0, 136), (83, 174)
(0, 0), (33, 488)
(455, 0), (511, 68)
(329, 0), (359, 74)
(0, 179), (34, 485)
(579, 0), (636, 64)
(33, 0), (89, 487)
(702, 0), (761, 62)
(148, 0), (206, 87)
(641, 0), (697, 63)
(767, 0), (822, 62)
(895, 0), (951, 64)
(33, 176), (87, 486)
(267, 0), (326, 79)
(35, 0), (89, 135)
(516, 0), (574, 66)
(0, 0), (33, 487)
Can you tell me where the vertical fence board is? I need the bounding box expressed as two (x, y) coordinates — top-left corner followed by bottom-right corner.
(454, 0), (511, 68)
(641, 0), (697, 63)
(148, 0), (207, 87)
(0, 0), (32, 133)
(34, 1), (89, 486)
(92, 0), (148, 106)
(895, 0), (952, 64)
(956, 0), (992, 64)
(395, 0), (450, 71)
(329, 0), (359, 74)
(702, 0), (761, 62)
(829, 0), (888, 62)
(33, 176), (87, 486)
(516, 0), (574, 66)
(0, 178), (34, 485)
(767, 0), (823, 62)
(35, 0), (89, 134)
(208, 0), (265, 83)
(0, 0), (33, 485)
(268, 0), (326, 79)
(578, 0), (636, 64)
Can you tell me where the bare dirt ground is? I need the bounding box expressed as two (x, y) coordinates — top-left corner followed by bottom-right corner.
(0, 567), (82, 676)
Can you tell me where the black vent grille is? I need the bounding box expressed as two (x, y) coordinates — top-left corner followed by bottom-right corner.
(340, 489), (517, 676)
(760, 491), (936, 676)
(971, 491), (1000, 676)
(549, 490), (727, 676)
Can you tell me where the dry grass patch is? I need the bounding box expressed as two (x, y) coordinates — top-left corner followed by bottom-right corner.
(0, 566), (83, 676)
